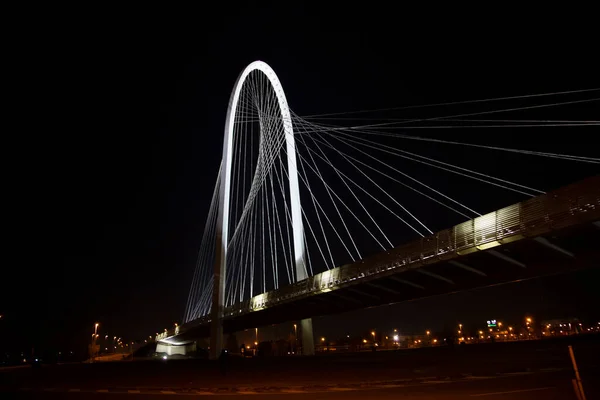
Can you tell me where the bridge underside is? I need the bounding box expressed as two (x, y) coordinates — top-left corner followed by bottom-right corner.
(173, 218), (599, 343)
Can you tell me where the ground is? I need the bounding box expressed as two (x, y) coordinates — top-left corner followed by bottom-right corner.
(1, 335), (598, 399)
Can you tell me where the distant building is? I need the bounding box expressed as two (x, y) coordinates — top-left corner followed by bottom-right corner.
(541, 318), (581, 335)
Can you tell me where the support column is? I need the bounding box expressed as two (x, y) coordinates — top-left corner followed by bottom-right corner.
(210, 162), (227, 360)
(300, 318), (315, 355)
(209, 291), (224, 359)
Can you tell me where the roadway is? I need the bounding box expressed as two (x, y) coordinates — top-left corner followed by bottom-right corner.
(0, 372), (585, 398)
(2, 335), (598, 399)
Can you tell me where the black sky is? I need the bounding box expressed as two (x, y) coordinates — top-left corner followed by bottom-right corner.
(3, 4), (599, 355)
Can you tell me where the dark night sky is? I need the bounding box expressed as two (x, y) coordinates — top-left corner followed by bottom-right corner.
(3, 5), (599, 355)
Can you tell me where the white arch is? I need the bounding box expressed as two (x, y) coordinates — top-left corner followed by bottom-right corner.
(210, 61), (309, 358)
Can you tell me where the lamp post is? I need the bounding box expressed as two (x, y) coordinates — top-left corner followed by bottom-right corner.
(293, 324), (297, 354)
(91, 323), (99, 362)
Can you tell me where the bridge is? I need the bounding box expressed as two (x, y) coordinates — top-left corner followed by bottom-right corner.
(157, 61), (600, 358)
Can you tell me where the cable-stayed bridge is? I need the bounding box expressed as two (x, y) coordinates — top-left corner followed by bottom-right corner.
(160, 61), (600, 358)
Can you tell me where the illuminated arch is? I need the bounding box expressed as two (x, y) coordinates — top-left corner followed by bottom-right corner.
(210, 61), (309, 357)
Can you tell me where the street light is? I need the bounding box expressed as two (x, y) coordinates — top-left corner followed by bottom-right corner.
(426, 331), (430, 336)
(91, 323), (100, 363)
(293, 324), (297, 354)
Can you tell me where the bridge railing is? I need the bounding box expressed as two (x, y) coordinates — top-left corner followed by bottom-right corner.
(221, 176), (599, 318)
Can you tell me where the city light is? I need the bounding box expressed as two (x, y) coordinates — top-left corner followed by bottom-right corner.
(393, 334), (399, 342)
(321, 337), (325, 342)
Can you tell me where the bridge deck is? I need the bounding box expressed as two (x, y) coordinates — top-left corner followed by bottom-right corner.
(172, 176), (599, 341)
